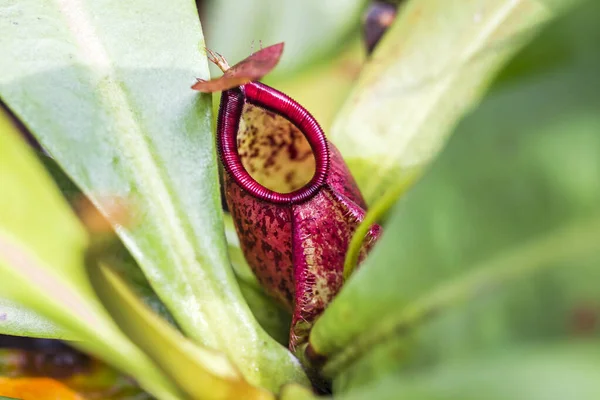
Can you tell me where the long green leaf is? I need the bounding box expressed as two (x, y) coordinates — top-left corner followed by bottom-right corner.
(0, 108), (180, 399)
(0, 299), (72, 340)
(89, 262), (273, 400)
(329, 0), (565, 204)
(310, 0), (600, 389)
(41, 155), (178, 325)
(1, 139), (174, 338)
(0, 0), (307, 389)
(339, 342), (600, 400)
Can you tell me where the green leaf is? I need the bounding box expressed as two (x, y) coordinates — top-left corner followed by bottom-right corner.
(202, 0), (367, 77)
(329, 0), (564, 204)
(344, 179), (408, 280)
(0, 107), (179, 399)
(224, 213), (261, 288)
(41, 155), (178, 325)
(89, 262), (274, 400)
(0, 299), (72, 340)
(0, 0), (307, 389)
(238, 281), (292, 347)
(339, 342), (600, 400)
(310, 0), (600, 390)
(1, 147), (174, 337)
(279, 384), (319, 400)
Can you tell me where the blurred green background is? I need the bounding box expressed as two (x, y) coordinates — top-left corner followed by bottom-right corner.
(2, 0), (600, 399)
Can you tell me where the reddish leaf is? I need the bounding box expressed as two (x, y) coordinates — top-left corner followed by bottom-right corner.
(192, 43), (284, 93)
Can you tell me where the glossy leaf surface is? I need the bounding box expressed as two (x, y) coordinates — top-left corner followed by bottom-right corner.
(0, 299), (72, 340)
(0, 0), (307, 389)
(0, 108), (179, 399)
(330, 0), (565, 204)
(40, 156), (177, 326)
(311, 1), (600, 396)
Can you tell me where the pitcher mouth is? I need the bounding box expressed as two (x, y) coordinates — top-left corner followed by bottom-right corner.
(217, 82), (330, 205)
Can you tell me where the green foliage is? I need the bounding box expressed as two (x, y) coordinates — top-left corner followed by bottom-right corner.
(338, 342), (600, 400)
(89, 263), (272, 400)
(0, 108), (180, 399)
(312, 0), (600, 396)
(0, 298), (71, 340)
(330, 0), (560, 204)
(1, 0), (599, 399)
(0, 0), (306, 392)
